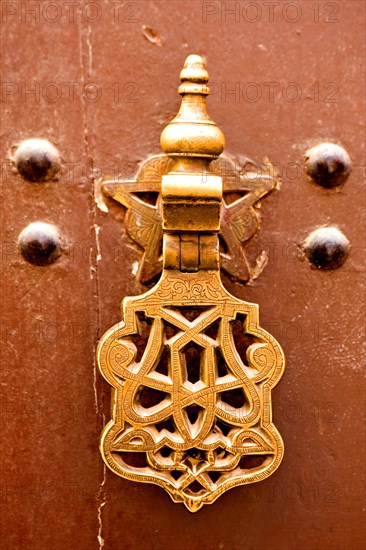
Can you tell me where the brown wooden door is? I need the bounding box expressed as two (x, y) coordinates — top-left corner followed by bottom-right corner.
(1, 1), (365, 548)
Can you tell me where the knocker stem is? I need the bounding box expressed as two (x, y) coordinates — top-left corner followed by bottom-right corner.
(160, 56), (224, 274)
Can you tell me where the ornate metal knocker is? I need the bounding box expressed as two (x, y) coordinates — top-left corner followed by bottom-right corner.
(97, 55), (285, 512)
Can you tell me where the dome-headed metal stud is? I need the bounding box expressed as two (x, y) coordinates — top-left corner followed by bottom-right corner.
(13, 138), (61, 182)
(304, 143), (351, 188)
(304, 227), (350, 269)
(18, 222), (62, 266)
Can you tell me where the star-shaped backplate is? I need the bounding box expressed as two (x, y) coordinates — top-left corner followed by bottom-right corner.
(99, 153), (279, 285)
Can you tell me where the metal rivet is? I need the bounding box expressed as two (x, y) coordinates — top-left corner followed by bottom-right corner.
(18, 222), (62, 266)
(304, 143), (351, 188)
(304, 227), (350, 269)
(13, 138), (61, 182)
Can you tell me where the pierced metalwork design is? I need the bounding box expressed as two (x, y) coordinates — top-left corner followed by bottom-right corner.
(98, 54), (285, 512)
(98, 271), (284, 512)
(101, 144), (278, 284)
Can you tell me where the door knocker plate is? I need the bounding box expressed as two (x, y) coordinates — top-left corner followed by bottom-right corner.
(97, 55), (285, 512)
(101, 154), (279, 284)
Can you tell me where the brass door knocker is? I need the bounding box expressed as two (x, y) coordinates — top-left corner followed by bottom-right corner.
(97, 55), (285, 512)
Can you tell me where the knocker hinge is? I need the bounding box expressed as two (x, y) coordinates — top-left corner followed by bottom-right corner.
(163, 233), (219, 272)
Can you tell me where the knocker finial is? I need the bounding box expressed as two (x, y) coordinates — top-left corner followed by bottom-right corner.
(160, 54), (225, 161)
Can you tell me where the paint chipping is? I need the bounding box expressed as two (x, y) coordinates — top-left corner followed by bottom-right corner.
(97, 479), (106, 549)
(142, 25), (163, 46)
(131, 261), (139, 276)
(94, 178), (109, 213)
(263, 157), (281, 189)
(94, 224), (102, 262)
(78, 17), (107, 547)
(248, 250), (269, 283)
(86, 25), (93, 76)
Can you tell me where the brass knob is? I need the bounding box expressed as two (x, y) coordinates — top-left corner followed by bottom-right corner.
(160, 54), (225, 160)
